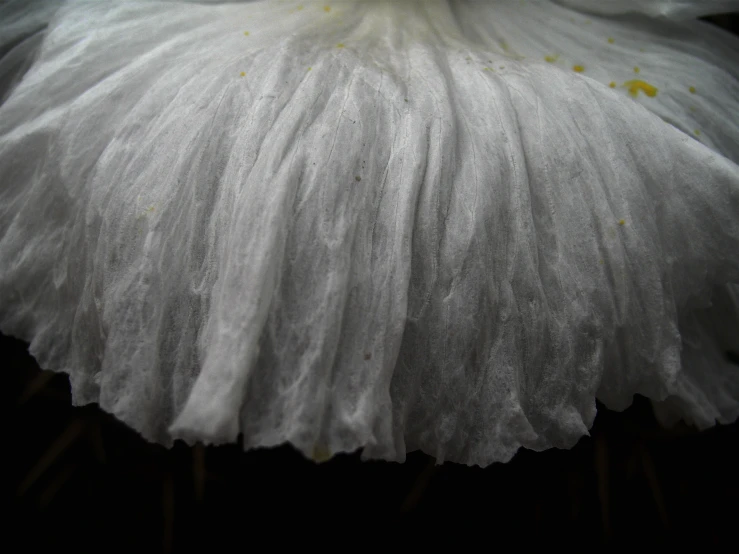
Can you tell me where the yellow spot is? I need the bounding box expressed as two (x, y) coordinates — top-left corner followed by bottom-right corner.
(694, 129), (701, 136)
(240, 71), (245, 77)
(355, 176), (361, 182)
(500, 39), (509, 52)
(544, 55), (558, 63)
(689, 105), (696, 112)
(573, 65), (585, 72)
(323, 5), (330, 12)
(499, 66), (505, 69)
(639, 48), (645, 53)
(689, 86), (696, 94)
(336, 43), (344, 48)
(618, 219), (625, 226)
(483, 67), (493, 71)
(623, 79), (658, 98)
(599, 259), (604, 265)
(609, 81), (617, 88)
(297, 4), (303, 9)
(633, 66), (640, 74)
(312, 445), (332, 463)
(585, 19), (591, 24)
(307, 67), (312, 71)
(607, 37), (615, 44)
(243, 31), (249, 36)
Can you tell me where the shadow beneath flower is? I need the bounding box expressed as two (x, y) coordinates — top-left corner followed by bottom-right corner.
(2, 331), (738, 551)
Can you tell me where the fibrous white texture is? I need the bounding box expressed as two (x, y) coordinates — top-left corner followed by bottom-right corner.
(0, 0), (61, 103)
(555, 0), (739, 20)
(0, 0), (738, 466)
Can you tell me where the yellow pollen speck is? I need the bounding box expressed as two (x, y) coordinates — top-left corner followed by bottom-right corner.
(633, 66), (640, 73)
(312, 445), (332, 463)
(240, 71), (245, 77)
(573, 65), (585, 72)
(609, 81), (617, 88)
(324, 5), (330, 12)
(483, 67), (493, 71)
(544, 55), (558, 63)
(618, 219), (626, 226)
(147, 206), (155, 213)
(297, 4), (303, 9)
(639, 48), (645, 52)
(694, 129), (701, 136)
(243, 31), (249, 36)
(689, 86), (696, 94)
(499, 66), (505, 69)
(599, 259), (604, 265)
(336, 43), (344, 48)
(623, 79), (658, 97)
(607, 37), (615, 44)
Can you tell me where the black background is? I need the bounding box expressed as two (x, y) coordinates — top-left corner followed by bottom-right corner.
(4, 340), (738, 552)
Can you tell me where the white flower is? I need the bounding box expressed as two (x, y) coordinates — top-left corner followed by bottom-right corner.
(1, 0), (738, 466)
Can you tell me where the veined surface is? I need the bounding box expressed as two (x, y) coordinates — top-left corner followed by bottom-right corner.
(0, 0), (738, 466)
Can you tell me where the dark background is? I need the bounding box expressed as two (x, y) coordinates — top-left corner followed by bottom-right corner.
(3, 11), (739, 554)
(3, 339), (738, 552)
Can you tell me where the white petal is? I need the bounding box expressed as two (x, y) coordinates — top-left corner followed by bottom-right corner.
(652, 284), (739, 428)
(555, 0), (739, 20)
(1, 0), (738, 466)
(0, 0), (61, 104)
(0, 0), (60, 44)
(451, 0), (739, 162)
